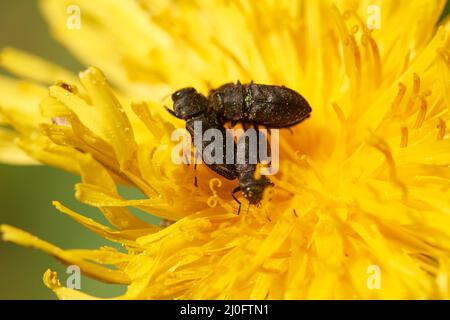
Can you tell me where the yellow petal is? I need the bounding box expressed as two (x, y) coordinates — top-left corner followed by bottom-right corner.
(79, 67), (137, 171)
(0, 47), (78, 85)
(53, 201), (158, 243)
(43, 269), (102, 300)
(0, 128), (39, 165)
(1, 225), (130, 284)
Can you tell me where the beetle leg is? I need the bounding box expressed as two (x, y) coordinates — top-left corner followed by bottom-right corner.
(232, 186), (242, 215)
(194, 162), (198, 187)
(193, 151), (200, 187)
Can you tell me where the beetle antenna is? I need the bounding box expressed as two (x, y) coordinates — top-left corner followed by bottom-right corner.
(160, 92), (172, 103)
(164, 106), (179, 118)
(194, 162), (198, 187)
(232, 187), (242, 215)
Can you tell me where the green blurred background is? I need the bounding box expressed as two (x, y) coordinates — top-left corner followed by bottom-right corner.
(0, 0), (150, 299)
(1, 0), (450, 300)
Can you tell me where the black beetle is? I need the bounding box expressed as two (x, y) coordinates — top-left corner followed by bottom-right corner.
(169, 82), (312, 128)
(167, 87), (237, 181)
(208, 82), (312, 128)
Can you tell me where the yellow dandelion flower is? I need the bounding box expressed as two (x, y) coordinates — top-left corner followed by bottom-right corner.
(1, 0), (450, 299)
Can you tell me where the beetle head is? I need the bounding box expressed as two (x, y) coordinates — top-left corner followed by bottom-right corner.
(170, 87), (208, 119)
(242, 177), (274, 204)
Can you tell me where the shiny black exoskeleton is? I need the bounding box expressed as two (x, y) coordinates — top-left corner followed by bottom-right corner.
(208, 82), (312, 128)
(168, 87), (237, 180)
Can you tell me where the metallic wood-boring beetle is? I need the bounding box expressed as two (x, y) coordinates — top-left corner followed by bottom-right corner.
(169, 87), (237, 181)
(166, 82), (312, 211)
(208, 82), (312, 128)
